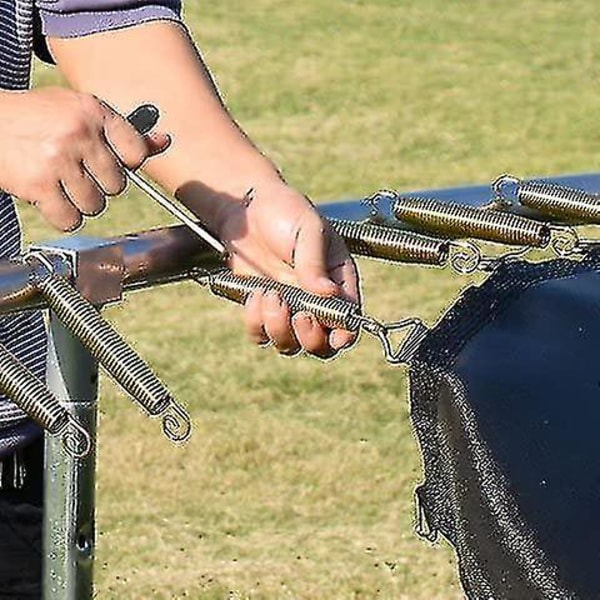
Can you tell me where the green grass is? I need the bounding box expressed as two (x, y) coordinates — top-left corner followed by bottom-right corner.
(28, 1), (599, 597)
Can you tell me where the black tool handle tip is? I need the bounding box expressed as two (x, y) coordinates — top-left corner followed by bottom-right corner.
(127, 104), (160, 135)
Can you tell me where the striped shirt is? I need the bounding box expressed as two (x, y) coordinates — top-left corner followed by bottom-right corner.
(0, 0), (181, 456)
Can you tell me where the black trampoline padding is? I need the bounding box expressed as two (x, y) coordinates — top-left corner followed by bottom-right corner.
(409, 248), (600, 600)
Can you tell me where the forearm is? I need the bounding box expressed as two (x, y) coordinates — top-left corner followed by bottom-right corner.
(48, 21), (286, 230)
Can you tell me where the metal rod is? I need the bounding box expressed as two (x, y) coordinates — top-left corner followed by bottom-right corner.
(124, 103), (226, 255)
(125, 169), (226, 255)
(43, 312), (98, 600)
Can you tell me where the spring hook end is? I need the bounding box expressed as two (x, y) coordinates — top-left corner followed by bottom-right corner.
(59, 418), (93, 458)
(161, 400), (192, 444)
(448, 240), (483, 274)
(362, 189), (397, 222)
(492, 174), (521, 208)
(550, 226), (581, 257)
(362, 317), (429, 365)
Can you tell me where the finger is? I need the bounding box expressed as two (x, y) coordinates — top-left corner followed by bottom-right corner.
(262, 291), (301, 356)
(83, 144), (127, 196)
(327, 256), (361, 351)
(33, 184), (83, 232)
(101, 106), (161, 171)
(293, 213), (338, 296)
(62, 163), (107, 216)
(330, 328), (358, 352)
(244, 290), (269, 346)
(292, 312), (335, 359)
(330, 256), (361, 304)
(145, 131), (172, 157)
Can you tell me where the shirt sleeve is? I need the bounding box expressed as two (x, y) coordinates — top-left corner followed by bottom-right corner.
(35, 0), (182, 39)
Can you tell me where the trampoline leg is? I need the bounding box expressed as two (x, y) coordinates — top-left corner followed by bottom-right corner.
(43, 311), (98, 600)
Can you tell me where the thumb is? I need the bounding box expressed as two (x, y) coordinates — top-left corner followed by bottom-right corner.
(293, 215), (338, 297)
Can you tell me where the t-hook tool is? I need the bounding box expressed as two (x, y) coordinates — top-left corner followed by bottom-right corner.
(125, 105), (226, 255)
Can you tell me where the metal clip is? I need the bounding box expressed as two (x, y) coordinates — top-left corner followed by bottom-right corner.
(360, 316), (429, 365)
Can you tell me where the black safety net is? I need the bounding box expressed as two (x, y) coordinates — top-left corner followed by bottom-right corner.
(409, 247), (600, 600)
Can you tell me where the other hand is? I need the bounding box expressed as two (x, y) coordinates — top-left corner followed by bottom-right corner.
(0, 87), (169, 231)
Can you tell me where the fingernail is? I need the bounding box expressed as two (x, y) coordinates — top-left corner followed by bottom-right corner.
(330, 330), (349, 350)
(293, 311), (314, 327)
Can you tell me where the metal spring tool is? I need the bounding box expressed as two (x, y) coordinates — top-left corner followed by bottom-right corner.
(381, 191), (580, 258)
(26, 251), (191, 444)
(125, 105), (226, 254)
(328, 217), (484, 274)
(191, 268), (429, 365)
(493, 174), (600, 223)
(0, 342), (91, 457)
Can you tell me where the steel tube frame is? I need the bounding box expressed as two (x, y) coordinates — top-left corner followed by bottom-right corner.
(0, 223), (221, 316)
(43, 313), (98, 600)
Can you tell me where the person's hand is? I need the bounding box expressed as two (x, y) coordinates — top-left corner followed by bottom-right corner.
(0, 87), (169, 231)
(214, 181), (360, 359)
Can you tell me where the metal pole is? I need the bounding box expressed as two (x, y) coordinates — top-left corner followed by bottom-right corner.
(43, 311), (98, 600)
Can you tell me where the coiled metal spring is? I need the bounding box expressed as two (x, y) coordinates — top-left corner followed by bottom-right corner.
(28, 252), (191, 444)
(389, 193), (579, 257)
(198, 268), (365, 331)
(192, 268), (429, 365)
(329, 218), (448, 266)
(0, 342), (90, 457)
(493, 175), (600, 223)
(329, 217), (484, 274)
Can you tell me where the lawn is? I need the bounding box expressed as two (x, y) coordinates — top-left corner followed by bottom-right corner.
(28, 1), (599, 598)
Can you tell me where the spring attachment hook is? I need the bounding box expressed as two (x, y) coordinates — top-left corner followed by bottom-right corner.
(26, 251), (192, 445)
(191, 268), (429, 365)
(359, 316), (429, 365)
(493, 174), (600, 223)
(0, 342), (91, 457)
(362, 189), (398, 223)
(447, 240), (485, 274)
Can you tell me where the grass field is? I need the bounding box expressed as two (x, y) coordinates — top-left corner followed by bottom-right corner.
(28, 1), (599, 598)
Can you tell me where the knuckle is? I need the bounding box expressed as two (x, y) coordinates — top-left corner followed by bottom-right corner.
(40, 140), (64, 169)
(78, 93), (105, 120)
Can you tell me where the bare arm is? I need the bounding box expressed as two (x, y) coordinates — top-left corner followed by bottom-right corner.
(48, 21), (359, 357)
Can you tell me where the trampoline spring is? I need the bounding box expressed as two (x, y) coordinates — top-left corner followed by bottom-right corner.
(192, 268), (429, 365)
(389, 193), (580, 257)
(328, 218), (449, 266)
(493, 174), (600, 223)
(26, 252), (191, 445)
(195, 268), (365, 331)
(329, 218), (490, 274)
(0, 342), (91, 458)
